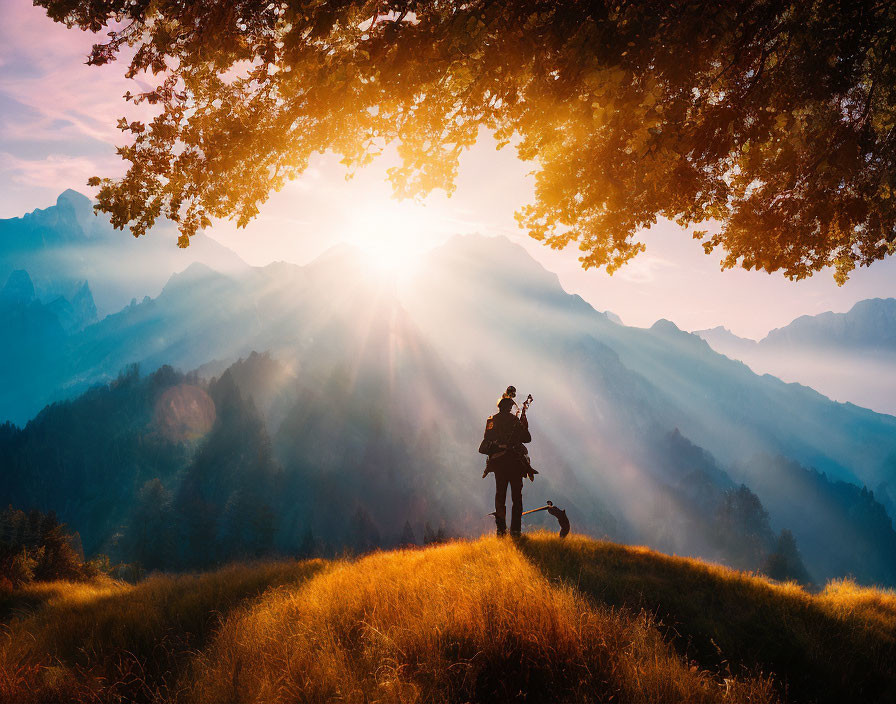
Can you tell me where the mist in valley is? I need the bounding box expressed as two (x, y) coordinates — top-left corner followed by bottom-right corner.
(3, 213), (895, 587)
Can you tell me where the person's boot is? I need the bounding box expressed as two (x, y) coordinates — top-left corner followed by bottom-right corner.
(495, 510), (507, 537)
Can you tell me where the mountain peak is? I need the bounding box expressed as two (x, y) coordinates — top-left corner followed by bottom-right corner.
(848, 297), (896, 316)
(56, 189), (92, 212)
(162, 262), (219, 290)
(762, 296), (896, 349)
(1, 269), (36, 304)
(650, 318), (681, 333)
(427, 234), (565, 294)
(650, 318), (716, 353)
(693, 326), (758, 346)
(602, 310), (623, 325)
(71, 280), (98, 325)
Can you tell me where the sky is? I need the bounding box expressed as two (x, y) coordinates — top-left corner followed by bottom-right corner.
(2, 0), (895, 340)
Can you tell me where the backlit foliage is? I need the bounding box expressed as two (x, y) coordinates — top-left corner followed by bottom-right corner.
(38, 1), (896, 282)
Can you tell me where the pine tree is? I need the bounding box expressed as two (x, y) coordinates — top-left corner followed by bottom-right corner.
(713, 485), (775, 570)
(350, 507), (381, 553)
(33, 511), (83, 581)
(174, 370), (281, 567)
(762, 530), (811, 584)
(399, 520), (416, 548)
(298, 526), (318, 559)
(124, 478), (176, 572)
(1, 507), (88, 584)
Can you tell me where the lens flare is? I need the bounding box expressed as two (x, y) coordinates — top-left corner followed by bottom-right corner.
(154, 384), (216, 441)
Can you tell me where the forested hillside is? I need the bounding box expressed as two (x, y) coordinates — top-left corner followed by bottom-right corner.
(3, 196), (896, 585)
(4, 349), (895, 586)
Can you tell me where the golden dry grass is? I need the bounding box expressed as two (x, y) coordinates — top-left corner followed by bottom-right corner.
(817, 578), (896, 636)
(0, 559), (325, 703)
(518, 532), (896, 704)
(1, 534), (893, 704)
(189, 538), (777, 704)
(0, 575), (125, 618)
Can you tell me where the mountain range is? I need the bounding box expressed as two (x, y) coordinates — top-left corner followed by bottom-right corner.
(2, 191), (896, 586)
(0, 189), (247, 316)
(695, 298), (896, 415)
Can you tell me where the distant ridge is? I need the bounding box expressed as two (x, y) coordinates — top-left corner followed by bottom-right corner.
(694, 325), (758, 349)
(0, 189), (248, 314)
(763, 297), (896, 350)
(694, 298), (896, 414)
(696, 298), (896, 353)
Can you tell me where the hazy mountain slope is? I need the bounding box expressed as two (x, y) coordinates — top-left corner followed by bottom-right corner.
(1, 340), (807, 580)
(405, 235), (896, 489)
(0, 260), (309, 423)
(764, 298), (896, 350)
(0, 365), (195, 555)
(694, 325), (758, 353)
(731, 453), (896, 585)
(2, 230), (896, 582)
(694, 299), (896, 415)
(604, 319), (892, 486)
(0, 270), (96, 423)
(0, 190), (248, 424)
(0, 190), (247, 315)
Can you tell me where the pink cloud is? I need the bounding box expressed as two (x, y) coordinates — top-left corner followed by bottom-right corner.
(0, 151), (119, 190)
(0, 0), (157, 145)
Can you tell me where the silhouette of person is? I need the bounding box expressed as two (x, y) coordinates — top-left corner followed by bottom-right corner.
(479, 395), (532, 536)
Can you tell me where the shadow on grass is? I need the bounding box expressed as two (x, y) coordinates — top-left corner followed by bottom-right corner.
(1, 559), (327, 703)
(516, 532), (896, 704)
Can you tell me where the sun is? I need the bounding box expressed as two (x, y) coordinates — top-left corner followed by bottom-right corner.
(344, 199), (442, 278)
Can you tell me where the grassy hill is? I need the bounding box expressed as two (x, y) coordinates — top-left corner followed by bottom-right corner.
(1, 534), (894, 704)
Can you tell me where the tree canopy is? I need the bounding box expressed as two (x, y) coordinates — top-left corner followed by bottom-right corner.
(39, 0), (896, 282)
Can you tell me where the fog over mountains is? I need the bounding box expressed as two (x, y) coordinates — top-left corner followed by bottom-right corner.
(2, 191), (895, 585)
(0, 189), (247, 316)
(695, 298), (896, 415)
